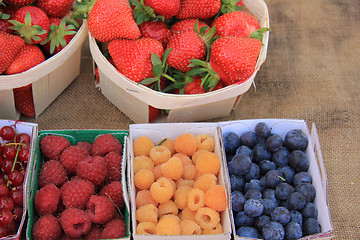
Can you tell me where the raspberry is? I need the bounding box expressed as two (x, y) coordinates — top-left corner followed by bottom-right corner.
(174, 153), (193, 166)
(40, 134), (71, 160)
(91, 134), (123, 156)
(61, 178), (94, 209)
(187, 188), (205, 211)
(180, 219), (202, 235)
(194, 207), (220, 230)
(202, 223), (224, 235)
(149, 146), (171, 166)
(160, 156), (183, 180)
(84, 225), (102, 240)
(99, 181), (124, 209)
(196, 134), (215, 152)
(156, 214), (181, 235)
(133, 136), (154, 157)
(194, 173), (217, 192)
(158, 200), (179, 217)
(104, 151), (122, 181)
(136, 203), (158, 224)
(180, 207), (196, 221)
(60, 208), (92, 238)
(136, 222), (156, 234)
(100, 219), (126, 239)
(152, 165), (164, 180)
(134, 168), (154, 190)
(174, 133), (198, 156)
(133, 156), (154, 174)
(32, 214), (62, 240)
(60, 146), (89, 175)
(34, 184), (60, 216)
(204, 185), (227, 212)
(174, 185), (192, 210)
(150, 177), (175, 204)
(182, 164), (198, 180)
(38, 160), (68, 188)
(86, 195), (115, 224)
(76, 156), (107, 186)
(136, 189), (159, 208)
(157, 138), (175, 155)
(195, 150), (221, 176)
(176, 178), (195, 188)
(76, 141), (92, 153)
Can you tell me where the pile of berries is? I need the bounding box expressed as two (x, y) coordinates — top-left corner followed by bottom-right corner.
(32, 133), (127, 240)
(224, 122), (321, 240)
(0, 124), (31, 238)
(132, 133), (227, 235)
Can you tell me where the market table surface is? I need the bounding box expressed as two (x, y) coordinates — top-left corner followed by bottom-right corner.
(20, 0), (359, 239)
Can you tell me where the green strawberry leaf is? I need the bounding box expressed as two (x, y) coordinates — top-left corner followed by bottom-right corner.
(140, 77), (158, 85)
(0, 13), (10, 20)
(188, 59), (207, 67)
(152, 64), (162, 77)
(162, 48), (171, 64)
(186, 67), (208, 76)
(151, 53), (162, 67)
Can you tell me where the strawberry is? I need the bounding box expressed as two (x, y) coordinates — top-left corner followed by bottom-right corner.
(36, 0), (74, 18)
(108, 37), (164, 83)
(88, 0), (140, 42)
(3, 0), (36, 7)
(0, 7), (16, 34)
(183, 77), (223, 94)
(143, 0), (180, 20)
(175, 0), (221, 20)
(0, 30), (24, 74)
(5, 44), (45, 74)
(149, 105), (159, 122)
(9, 6), (50, 44)
(139, 21), (172, 48)
(218, 0), (245, 15)
(13, 84), (36, 117)
(170, 18), (209, 34)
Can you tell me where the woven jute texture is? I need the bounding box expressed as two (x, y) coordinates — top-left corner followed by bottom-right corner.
(20, 0), (360, 238)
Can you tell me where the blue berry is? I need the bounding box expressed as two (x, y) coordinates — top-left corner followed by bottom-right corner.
(277, 166), (295, 185)
(275, 182), (293, 200)
(290, 210), (303, 226)
(293, 172), (312, 186)
(262, 188), (279, 205)
(229, 174), (245, 192)
(236, 226), (260, 238)
(245, 189), (262, 200)
(288, 150), (309, 172)
(271, 206), (291, 225)
(285, 222), (303, 239)
(301, 202), (318, 219)
(253, 143), (272, 163)
(235, 145), (254, 160)
(255, 122), (271, 138)
(284, 129), (308, 152)
(244, 179), (263, 192)
(254, 215), (271, 230)
(223, 132), (240, 153)
(240, 131), (258, 148)
(244, 199), (264, 218)
(265, 169), (285, 189)
(272, 147), (290, 168)
(286, 192), (306, 211)
(259, 160), (276, 174)
(231, 191), (246, 212)
(228, 154), (252, 176)
(302, 218), (321, 236)
(244, 163), (260, 182)
(262, 221), (285, 240)
(235, 211), (255, 227)
(266, 134), (283, 152)
(295, 182), (316, 202)
(260, 198), (276, 216)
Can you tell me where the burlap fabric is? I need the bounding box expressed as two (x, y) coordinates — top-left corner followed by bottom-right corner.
(20, 0), (360, 238)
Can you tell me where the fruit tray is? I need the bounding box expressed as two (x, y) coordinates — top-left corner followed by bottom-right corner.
(89, 0), (270, 123)
(0, 21), (88, 120)
(0, 119), (38, 240)
(26, 129), (131, 240)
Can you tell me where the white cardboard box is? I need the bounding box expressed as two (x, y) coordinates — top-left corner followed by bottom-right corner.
(128, 122), (232, 240)
(89, 0), (269, 123)
(0, 21), (88, 120)
(219, 119), (334, 240)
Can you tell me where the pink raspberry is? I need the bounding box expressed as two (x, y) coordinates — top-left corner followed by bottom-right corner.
(100, 219), (126, 239)
(85, 225), (103, 240)
(32, 214), (62, 240)
(40, 134), (71, 160)
(86, 195), (115, 224)
(34, 184), (60, 216)
(76, 156), (107, 186)
(91, 134), (123, 156)
(104, 151), (122, 181)
(38, 160), (68, 188)
(60, 208), (92, 238)
(99, 181), (124, 209)
(61, 178), (94, 209)
(76, 141), (92, 153)
(60, 145), (89, 175)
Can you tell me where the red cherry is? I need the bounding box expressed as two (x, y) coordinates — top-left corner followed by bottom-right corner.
(15, 133), (31, 144)
(0, 210), (13, 226)
(6, 220), (15, 234)
(0, 197), (14, 211)
(9, 188), (23, 207)
(2, 145), (17, 161)
(0, 225), (7, 237)
(12, 206), (23, 222)
(18, 144), (30, 163)
(8, 171), (24, 187)
(0, 126), (15, 141)
(0, 160), (14, 175)
(0, 184), (9, 198)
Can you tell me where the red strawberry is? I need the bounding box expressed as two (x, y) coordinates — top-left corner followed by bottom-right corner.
(3, 0), (36, 7)
(143, 0), (180, 20)
(218, 0), (245, 14)
(9, 6), (50, 44)
(61, 178), (95, 209)
(139, 21), (172, 48)
(34, 184), (61, 216)
(175, 0), (221, 19)
(5, 44), (45, 74)
(108, 37), (164, 83)
(32, 214), (62, 240)
(100, 219), (126, 239)
(91, 134), (123, 156)
(149, 105), (159, 123)
(104, 151), (122, 182)
(13, 84), (36, 118)
(60, 208), (92, 238)
(86, 195), (115, 224)
(76, 155), (107, 186)
(60, 145), (89, 175)
(170, 18), (209, 34)
(88, 0), (140, 42)
(0, 7), (17, 34)
(40, 134), (71, 160)
(0, 30), (25, 74)
(36, 0), (74, 18)
(183, 77), (223, 94)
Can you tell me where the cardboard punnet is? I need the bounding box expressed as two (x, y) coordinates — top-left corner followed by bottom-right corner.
(0, 119), (38, 240)
(0, 21), (88, 120)
(128, 122), (232, 240)
(26, 129), (131, 240)
(89, 0), (269, 123)
(218, 119), (334, 240)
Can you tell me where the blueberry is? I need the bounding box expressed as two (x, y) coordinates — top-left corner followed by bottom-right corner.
(223, 132), (240, 153)
(302, 218), (321, 236)
(229, 174), (245, 192)
(262, 221), (285, 240)
(266, 134), (283, 152)
(245, 189), (262, 200)
(260, 198), (276, 216)
(293, 172), (313, 186)
(236, 226), (260, 238)
(244, 199), (264, 217)
(262, 188), (279, 205)
(231, 191), (246, 212)
(235, 145), (254, 160)
(255, 122), (272, 138)
(290, 210), (303, 226)
(285, 222), (303, 239)
(253, 143), (272, 163)
(254, 215), (271, 231)
(265, 169), (285, 189)
(259, 160), (277, 174)
(244, 163), (260, 181)
(284, 129), (308, 152)
(244, 179), (263, 192)
(235, 211), (255, 227)
(301, 202), (318, 219)
(286, 192), (306, 211)
(272, 147), (290, 167)
(271, 206), (291, 225)
(227, 154), (252, 176)
(240, 131), (258, 148)
(277, 165), (295, 185)
(288, 150), (309, 172)
(275, 182), (293, 200)
(295, 182), (316, 202)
